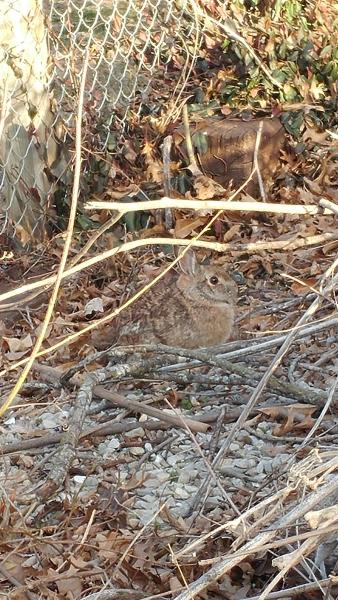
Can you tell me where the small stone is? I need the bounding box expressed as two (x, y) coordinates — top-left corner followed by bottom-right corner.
(178, 470), (191, 484)
(257, 421), (271, 433)
(130, 447), (145, 456)
(72, 475), (98, 493)
(251, 438), (265, 450)
(271, 454), (290, 469)
(208, 507), (224, 520)
(125, 428), (145, 438)
(40, 412), (65, 429)
(173, 486), (190, 500)
(235, 458), (257, 469)
(134, 499), (152, 510)
(256, 460), (265, 474)
(229, 442), (240, 452)
(189, 469), (199, 479)
(98, 438), (120, 456)
(166, 454), (178, 466)
(184, 484), (198, 494)
(136, 510), (159, 525)
(261, 459), (274, 474)
(146, 471), (170, 486)
(204, 496), (220, 509)
(141, 494), (156, 505)
(73, 475), (86, 485)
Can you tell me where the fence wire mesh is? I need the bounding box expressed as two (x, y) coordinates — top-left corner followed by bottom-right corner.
(0, 0), (207, 244)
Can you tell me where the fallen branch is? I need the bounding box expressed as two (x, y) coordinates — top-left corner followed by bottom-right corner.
(1, 404), (248, 456)
(93, 385), (209, 433)
(319, 197), (338, 215)
(34, 353), (210, 499)
(36, 366), (108, 500)
(244, 578), (337, 600)
(2, 231), (336, 309)
(131, 344), (329, 406)
(85, 197), (334, 216)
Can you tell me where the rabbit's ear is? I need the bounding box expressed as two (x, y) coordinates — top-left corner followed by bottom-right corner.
(178, 249), (198, 276)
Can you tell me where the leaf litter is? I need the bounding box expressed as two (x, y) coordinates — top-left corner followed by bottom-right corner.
(1, 4), (338, 600)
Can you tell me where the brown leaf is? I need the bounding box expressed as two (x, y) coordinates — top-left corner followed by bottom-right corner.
(193, 175), (226, 199)
(322, 240), (338, 255)
(161, 504), (189, 532)
(170, 576), (183, 592)
(3, 334), (33, 353)
(223, 223), (242, 242)
(106, 184), (140, 200)
(259, 404), (317, 436)
(174, 216), (206, 238)
(291, 277), (319, 295)
(303, 126), (330, 145)
(146, 160), (164, 182)
(56, 566), (83, 596)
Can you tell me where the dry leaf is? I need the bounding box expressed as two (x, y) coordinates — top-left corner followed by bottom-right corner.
(84, 297), (104, 316)
(193, 174), (226, 199)
(146, 160), (164, 182)
(106, 184), (140, 200)
(3, 333), (33, 353)
(223, 223), (242, 242)
(161, 504), (189, 532)
(174, 216), (206, 238)
(291, 277), (319, 295)
(56, 566), (83, 596)
(259, 404), (317, 436)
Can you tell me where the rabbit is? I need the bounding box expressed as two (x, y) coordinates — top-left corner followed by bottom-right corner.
(91, 250), (238, 350)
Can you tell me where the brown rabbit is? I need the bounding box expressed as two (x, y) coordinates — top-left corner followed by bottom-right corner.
(91, 251), (237, 350)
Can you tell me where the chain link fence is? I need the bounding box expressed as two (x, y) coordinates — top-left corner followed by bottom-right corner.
(0, 0), (208, 245)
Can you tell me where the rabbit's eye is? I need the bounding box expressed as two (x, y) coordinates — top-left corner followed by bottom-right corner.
(209, 275), (219, 285)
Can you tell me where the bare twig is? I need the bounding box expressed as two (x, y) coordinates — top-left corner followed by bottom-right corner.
(261, 504), (338, 600)
(235, 578), (336, 600)
(94, 386), (209, 433)
(0, 77), (9, 143)
(160, 316), (338, 372)
(162, 134), (173, 229)
(319, 198), (338, 215)
(135, 344), (329, 406)
(85, 197), (334, 215)
(253, 120), (266, 201)
(36, 366), (107, 500)
(1, 231), (336, 309)
(182, 104), (202, 176)
(300, 376), (338, 448)
(67, 212), (122, 269)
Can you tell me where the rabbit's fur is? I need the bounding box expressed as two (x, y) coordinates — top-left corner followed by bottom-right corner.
(92, 251), (237, 350)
